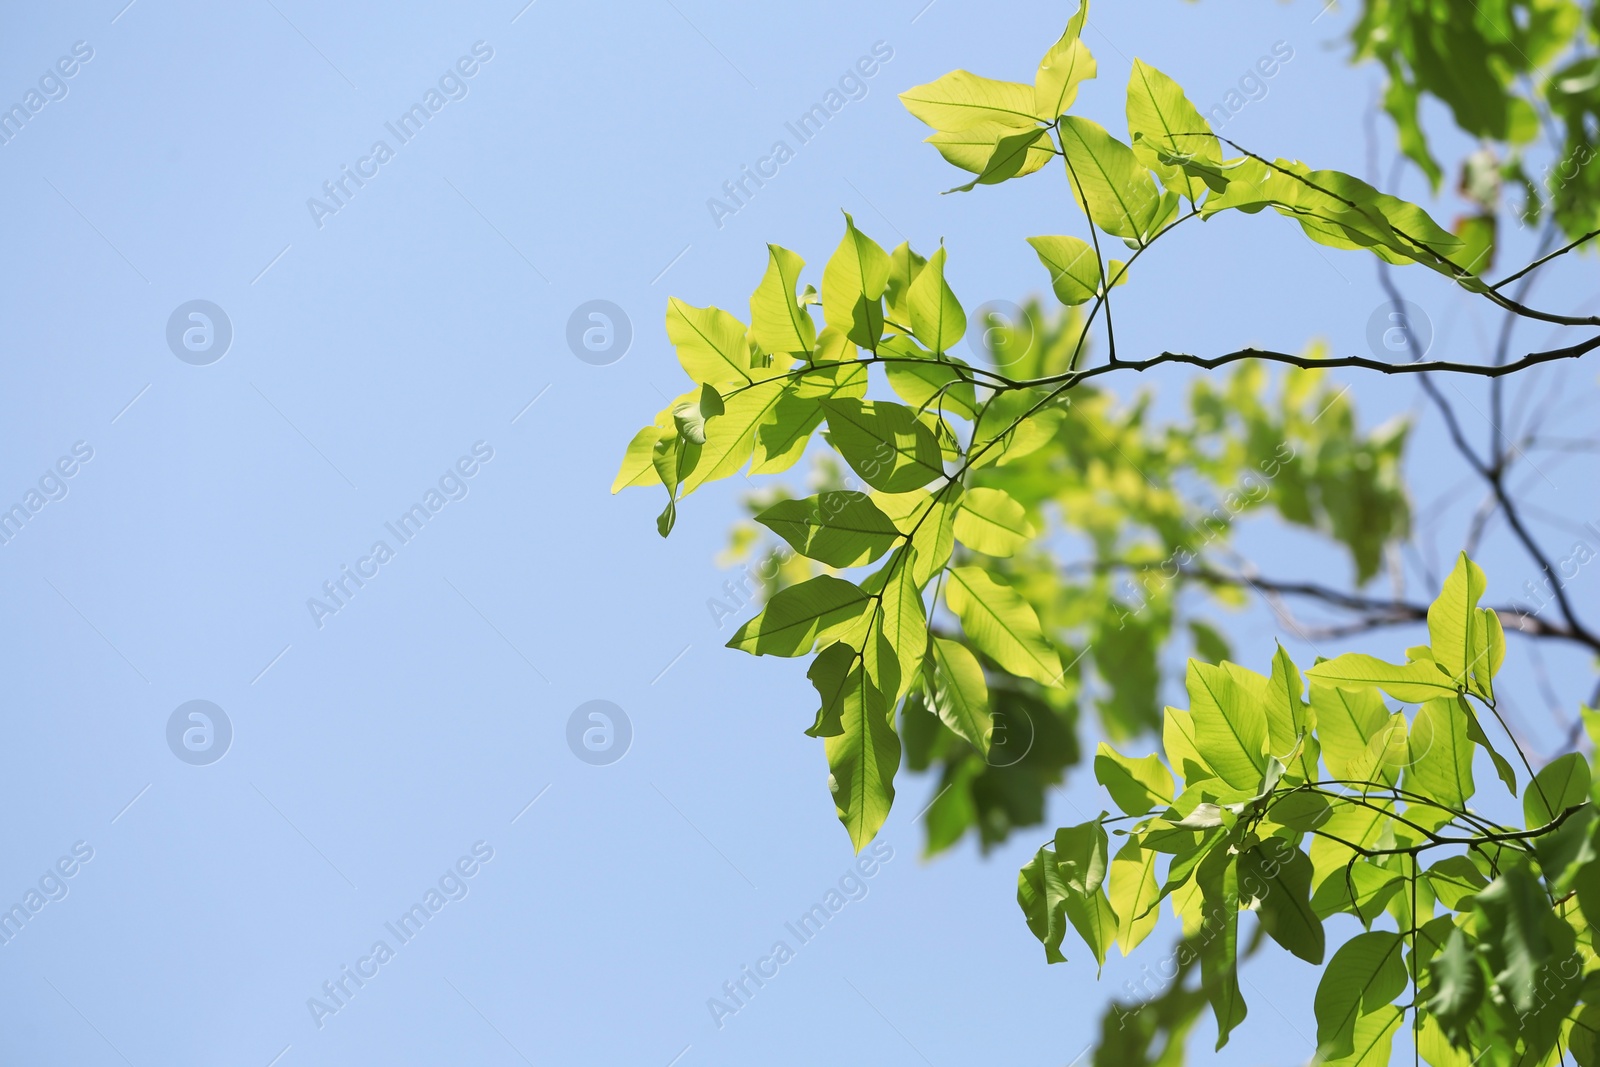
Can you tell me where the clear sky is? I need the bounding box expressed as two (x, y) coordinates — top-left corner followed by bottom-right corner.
(0, 1), (1595, 1064)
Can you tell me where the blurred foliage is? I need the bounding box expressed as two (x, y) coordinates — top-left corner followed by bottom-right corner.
(715, 301), (1412, 858)
(1346, 0), (1600, 252)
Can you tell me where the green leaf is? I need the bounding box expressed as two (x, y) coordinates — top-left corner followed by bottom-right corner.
(1126, 59), (1219, 204)
(1313, 931), (1406, 1060)
(682, 378), (788, 493)
(969, 387), (1067, 469)
(900, 70), (1039, 131)
(1423, 855), (1489, 911)
(1186, 660), (1269, 795)
(1188, 620), (1230, 665)
(755, 491), (901, 568)
(1525, 751), (1589, 827)
(952, 487), (1035, 557)
(726, 575), (870, 657)
(873, 482), (963, 586)
(823, 651), (900, 852)
(670, 383), (724, 445)
(1425, 928), (1484, 1050)
(1026, 234), (1103, 306)
(1055, 820), (1119, 970)
(879, 335), (979, 420)
(1427, 552), (1490, 693)
(1094, 743), (1174, 815)
(1304, 653), (1460, 703)
(884, 242), (926, 325)
(1240, 840), (1323, 964)
(821, 398), (945, 493)
(1057, 116), (1169, 242)
(1318, 1006), (1403, 1067)
(928, 121), (1056, 183)
(927, 636), (991, 754)
(666, 298), (754, 384)
(1405, 697), (1476, 808)
(1310, 861), (1402, 922)
(1018, 843), (1071, 963)
(907, 246), (966, 354)
(941, 125), (1055, 193)
(945, 566), (1063, 686)
(805, 642), (856, 738)
(821, 213), (889, 349)
(1195, 843), (1246, 1048)
(1458, 697), (1517, 797)
(868, 545), (928, 699)
(1034, 31), (1095, 121)
(612, 424), (671, 493)
(1162, 705), (1211, 787)
(1264, 643), (1311, 770)
(749, 245), (816, 355)
(1109, 836), (1160, 953)
(1472, 862), (1550, 1013)
(750, 361), (867, 476)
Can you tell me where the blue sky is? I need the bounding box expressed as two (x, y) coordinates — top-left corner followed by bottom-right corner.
(1, 1), (1596, 1064)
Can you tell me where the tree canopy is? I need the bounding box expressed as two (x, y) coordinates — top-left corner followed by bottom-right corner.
(616, 2), (1600, 1062)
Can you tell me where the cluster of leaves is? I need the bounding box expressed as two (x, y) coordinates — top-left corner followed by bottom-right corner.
(615, 0), (1487, 854)
(1347, 0), (1600, 247)
(716, 302), (1412, 856)
(1023, 553), (1600, 1066)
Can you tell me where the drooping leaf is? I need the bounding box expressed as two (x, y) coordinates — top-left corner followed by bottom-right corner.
(1239, 840), (1323, 964)
(1472, 863), (1551, 1014)
(1195, 843), (1246, 1048)
(1425, 927), (1484, 1050)
(941, 125), (1055, 193)
(1109, 836), (1160, 954)
(1313, 931), (1406, 1060)
(823, 648), (900, 851)
(928, 636), (992, 754)
(805, 642), (857, 738)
